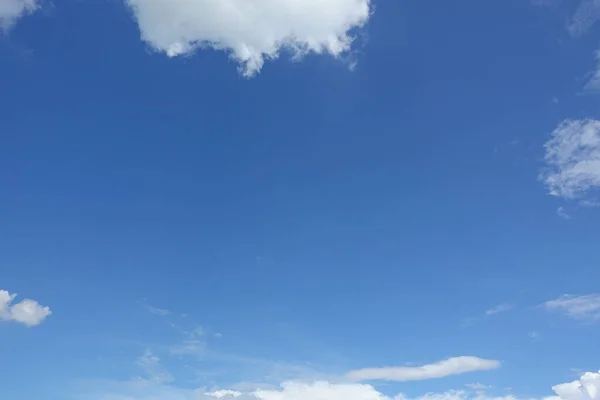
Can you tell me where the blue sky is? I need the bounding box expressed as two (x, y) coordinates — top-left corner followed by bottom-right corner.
(1, 0), (600, 399)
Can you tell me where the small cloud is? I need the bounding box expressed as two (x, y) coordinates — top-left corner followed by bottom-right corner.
(540, 119), (600, 201)
(567, 0), (600, 37)
(485, 303), (514, 317)
(136, 350), (173, 384)
(528, 331), (540, 340)
(346, 356), (500, 382)
(579, 199), (600, 207)
(543, 294), (600, 322)
(584, 50), (600, 92)
(465, 383), (491, 390)
(170, 326), (206, 356)
(0, 289), (51, 327)
(463, 303), (514, 327)
(205, 389), (243, 398)
(557, 207), (571, 220)
(147, 306), (171, 316)
(0, 0), (40, 31)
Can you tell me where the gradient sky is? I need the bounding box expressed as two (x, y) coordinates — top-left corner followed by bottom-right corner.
(1, 1), (600, 400)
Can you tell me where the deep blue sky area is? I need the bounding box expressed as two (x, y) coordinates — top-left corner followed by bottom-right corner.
(1, 1), (600, 400)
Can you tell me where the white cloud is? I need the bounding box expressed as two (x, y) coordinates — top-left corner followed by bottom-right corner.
(584, 51), (600, 92)
(206, 390), (243, 398)
(556, 207), (571, 220)
(147, 305), (171, 316)
(136, 350), (174, 384)
(124, 0), (371, 77)
(528, 331), (540, 341)
(170, 326), (206, 356)
(84, 376), (600, 400)
(552, 371), (600, 400)
(540, 119), (600, 200)
(0, 289), (51, 327)
(543, 294), (600, 322)
(567, 0), (600, 37)
(465, 384), (491, 390)
(0, 0), (39, 31)
(485, 303), (514, 316)
(346, 356), (500, 382)
(254, 381), (387, 400)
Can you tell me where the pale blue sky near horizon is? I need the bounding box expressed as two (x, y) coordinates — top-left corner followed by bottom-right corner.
(1, 1), (600, 400)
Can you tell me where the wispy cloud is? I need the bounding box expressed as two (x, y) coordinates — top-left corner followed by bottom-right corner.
(556, 207), (571, 220)
(567, 0), (600, 37)
(206, 389), (243, 398)
(0, 0), (40, 31)
(465, 383), (491, 390)
(485, 303), (514, 317)
(147, 305), (171, 316)
(462, 303), (515, 327)
(135, 350), (174, 384)
(346, 356), (500, 382)
(540, 119), (600, 201)
(528, 331), (540, 341)
(0, 289), (51, 327)
(543, 294), (600, 322)
(170, 326), (206, 357)
(584, 50), (600, 92)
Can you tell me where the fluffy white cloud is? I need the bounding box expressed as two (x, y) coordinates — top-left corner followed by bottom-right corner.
(553, 371), (600, 400)
(84, 374), (600, 400)
(544, 294), (600, 322)
(124, 0), (371, 77)
(254, 381), (387, 400)
(346, 356), (500, 382)
(0, 289), (51, 326)
(0, 0), (39, 30)
(540, 119), (600, 200)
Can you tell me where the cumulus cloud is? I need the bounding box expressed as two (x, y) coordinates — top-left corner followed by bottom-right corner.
(0, 289), (51, 326)
(0, 0), (39, 31)
(540, 119), (600, 200)
(553, 371), (600, 400)
(124, 0), (371, 77)
(544, 294), (600, 322)
(346, 356), (500, 382)
(254, 381), (387, 400)
(85, 375), (600, 400)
